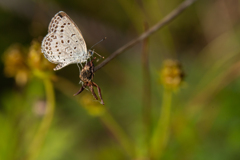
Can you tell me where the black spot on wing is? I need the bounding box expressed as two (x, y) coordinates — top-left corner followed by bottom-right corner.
(58, 13), (63, 18)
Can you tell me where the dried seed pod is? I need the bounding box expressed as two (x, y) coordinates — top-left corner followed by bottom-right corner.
(74, 58), (104, 105)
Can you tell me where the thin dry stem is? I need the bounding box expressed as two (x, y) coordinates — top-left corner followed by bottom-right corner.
(94, 0), (197, 72)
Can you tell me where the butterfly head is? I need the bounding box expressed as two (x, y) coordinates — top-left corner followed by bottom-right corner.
(88, 50), (94, 58)
(88, 49), (104, 59)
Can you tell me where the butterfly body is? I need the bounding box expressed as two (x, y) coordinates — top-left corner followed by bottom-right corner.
(41, 11), (92, 71)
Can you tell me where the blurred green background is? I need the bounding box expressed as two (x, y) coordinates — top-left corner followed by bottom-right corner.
(1, 0), (240, 160)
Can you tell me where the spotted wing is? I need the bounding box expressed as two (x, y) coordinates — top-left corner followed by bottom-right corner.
(41, 11), (89, 70)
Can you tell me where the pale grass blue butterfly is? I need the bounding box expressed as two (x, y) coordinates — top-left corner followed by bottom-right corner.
(41, 11), (95, 71)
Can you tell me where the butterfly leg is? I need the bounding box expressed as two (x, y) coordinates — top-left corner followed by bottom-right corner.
(77, 63), (82, 76)
(79, 80), (89, 91)
(92, 82), (104, 105)
(80, 63), (83, 68)
(79, 80), (83, 84)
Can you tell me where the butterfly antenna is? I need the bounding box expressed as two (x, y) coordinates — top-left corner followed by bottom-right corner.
(90, 37), (107, 50)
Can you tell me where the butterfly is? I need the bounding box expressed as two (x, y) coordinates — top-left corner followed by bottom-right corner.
(41, 11), (94, 71)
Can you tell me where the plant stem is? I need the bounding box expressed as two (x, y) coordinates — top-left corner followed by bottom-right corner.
(187, 60), (240, 115)
(100, 110), (136, 159)
(150, 88), (172, 160)
(54, 76), (136, 158)
(25, 75), (55, 160)
(94, 0), (197, 72)
(141, 22), (152, 156)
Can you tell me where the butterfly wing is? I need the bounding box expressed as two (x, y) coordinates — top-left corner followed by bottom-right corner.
(41, 11), (89, 70)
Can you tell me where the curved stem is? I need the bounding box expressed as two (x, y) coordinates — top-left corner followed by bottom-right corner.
(25, 76), (55, 160)
(54, 76), (135, 158)
(150, 89), (172, 160)
(100, 110), (136, 159)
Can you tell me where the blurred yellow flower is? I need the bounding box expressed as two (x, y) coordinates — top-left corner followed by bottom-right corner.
(2, 44), (29, 86)
(3, 40), (56, 86)
(160, 59), (184, 90)
(28, 40), (54, 71)
(79, 93), (106, 116)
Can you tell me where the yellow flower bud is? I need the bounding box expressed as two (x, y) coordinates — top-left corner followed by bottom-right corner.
(2, 44), (29, 86)
(160, 59), (184, 90)
(28, 40), (54, 71)
(3, 40), (55, 86)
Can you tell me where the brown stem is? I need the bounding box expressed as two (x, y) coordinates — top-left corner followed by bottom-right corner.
(94, 0), (197, 72)
(141, 22), (151, 150)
